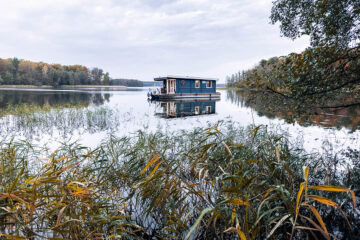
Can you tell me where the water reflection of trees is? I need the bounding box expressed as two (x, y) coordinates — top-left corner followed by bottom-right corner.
(0, 90), (109, 108)
(227, 90), (360, 131)
(0, 91), (115, 140)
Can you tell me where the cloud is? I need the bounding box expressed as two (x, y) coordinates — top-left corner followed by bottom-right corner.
(0, 0), (309, 81)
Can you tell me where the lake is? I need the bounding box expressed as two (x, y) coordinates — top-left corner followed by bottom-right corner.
(0, 87), (359, 154)
(1, 87), (359, 239)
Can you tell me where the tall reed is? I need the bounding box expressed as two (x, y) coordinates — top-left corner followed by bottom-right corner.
(0, 122), (358, 239)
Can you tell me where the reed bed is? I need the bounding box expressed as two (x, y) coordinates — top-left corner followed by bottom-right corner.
(0, 104), (121, 141)
(0, 103), (89, 118)
(0, 122), (358, 239)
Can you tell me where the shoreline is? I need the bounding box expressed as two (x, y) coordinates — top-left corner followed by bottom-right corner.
(0, 85), (53, 89)
(217, 86), (261, 91)
(61, 85), (127, 89)
(0, 85), (127, 89)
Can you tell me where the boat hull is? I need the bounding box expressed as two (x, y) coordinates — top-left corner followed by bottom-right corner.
(151, 92), (221, 100)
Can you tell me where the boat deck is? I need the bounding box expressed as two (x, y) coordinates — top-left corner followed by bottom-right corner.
(151, 92), (221, 100)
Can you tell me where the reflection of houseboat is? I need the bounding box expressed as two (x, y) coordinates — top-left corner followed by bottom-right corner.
(153, 99), (218, 118)
(148, 76), (221, 100)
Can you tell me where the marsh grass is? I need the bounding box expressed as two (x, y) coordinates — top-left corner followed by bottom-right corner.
(0, 103), (89, 118)
(0, 122), (358, 239)
(0, 104), (122, 140)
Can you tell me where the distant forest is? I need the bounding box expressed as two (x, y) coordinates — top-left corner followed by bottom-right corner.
(0, 57), (142, 87)
(225, 56), (282, 89)
(110, 79), (143, 87)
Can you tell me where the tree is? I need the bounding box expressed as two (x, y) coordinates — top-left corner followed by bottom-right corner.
(265, 46), (360, 100)
(103, 72), (110, 85)
(259, 59), (267, 67)
(266, 0), (360, 102)
(225, 76), (231, 87)
(0, 59), (7, 73)
(0, 58), (108, 87)
(91, 68), (103, 85)
(34, 65), (43, 86)
(10, 58), (20, 84)
(270, 0), (360, 47)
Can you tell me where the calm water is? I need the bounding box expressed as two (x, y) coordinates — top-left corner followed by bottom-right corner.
(0, 87), (359, 154)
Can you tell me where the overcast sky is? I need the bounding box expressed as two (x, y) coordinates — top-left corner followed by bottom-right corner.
(0, 0), (309, 82)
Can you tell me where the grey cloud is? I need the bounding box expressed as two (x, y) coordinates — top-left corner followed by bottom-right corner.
(0, 0), (309, 81)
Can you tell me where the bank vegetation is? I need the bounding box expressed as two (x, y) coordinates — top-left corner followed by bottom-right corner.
(0, 122), (358, 239)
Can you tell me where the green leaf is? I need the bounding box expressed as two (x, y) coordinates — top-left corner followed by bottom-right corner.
(184, 208), (213, 240)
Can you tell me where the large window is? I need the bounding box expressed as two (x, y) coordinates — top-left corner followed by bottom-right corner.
(206, 81), (212, 88)
(195, 80), (200, 88)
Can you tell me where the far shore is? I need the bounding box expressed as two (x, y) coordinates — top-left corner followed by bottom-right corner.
(0, 85), (127, 89)
(61, 85), (127, 89)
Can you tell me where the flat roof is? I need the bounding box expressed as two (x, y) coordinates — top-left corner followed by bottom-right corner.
(154, 75), (219, 81)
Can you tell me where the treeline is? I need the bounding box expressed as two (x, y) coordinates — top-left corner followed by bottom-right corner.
(226, 45), (360, 100)
(0, 58), (106, 87)
(226, 56), (282, 89)
(0, 57), (142, 87)
(110, 78), (143, 87)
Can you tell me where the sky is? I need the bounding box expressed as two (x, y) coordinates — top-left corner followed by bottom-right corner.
(0, 0), (309, 82)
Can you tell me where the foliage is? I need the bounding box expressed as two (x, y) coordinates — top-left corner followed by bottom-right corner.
(0, 122), (358, 239)
(0, 58), (101, 87)
(266, 46), (360, 100)
(270, 0), (360, 47)
(226, 46), (360, 104)
(0, 58), (143, 87)
(103, 72), (110, 86)
(110, 78), (143, 87)
(225, 57), (282, 89)
(0, 141), (135, 239)
(227, 0), (360, 105)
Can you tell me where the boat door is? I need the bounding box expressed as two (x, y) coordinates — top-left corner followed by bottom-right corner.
(168, 79), (176, 94)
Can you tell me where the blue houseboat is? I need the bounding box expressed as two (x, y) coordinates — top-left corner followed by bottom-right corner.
(149, 75), (221, 100)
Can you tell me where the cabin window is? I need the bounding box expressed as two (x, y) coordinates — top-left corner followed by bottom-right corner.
(206, 81), (212, 88)
(206, 106), (211, 113)
(168, 102), (176, 117)
(195, 80), (200, 88)
(195, 106), (199, 115)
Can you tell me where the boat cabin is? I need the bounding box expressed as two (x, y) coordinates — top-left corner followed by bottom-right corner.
(150, 76), (220, 100)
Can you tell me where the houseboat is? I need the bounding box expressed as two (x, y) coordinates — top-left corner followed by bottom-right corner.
(148, 76), (221, 100)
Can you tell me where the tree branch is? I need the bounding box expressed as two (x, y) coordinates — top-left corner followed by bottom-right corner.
(316, 102), (360, 109)
(265, 86), (291, 98)
(303, 77), (360, 96)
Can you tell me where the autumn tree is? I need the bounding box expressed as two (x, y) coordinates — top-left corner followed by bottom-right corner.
(265, 0), (360, 101)
(271, 0), (360, 47)
(0, 58), (144, 88)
